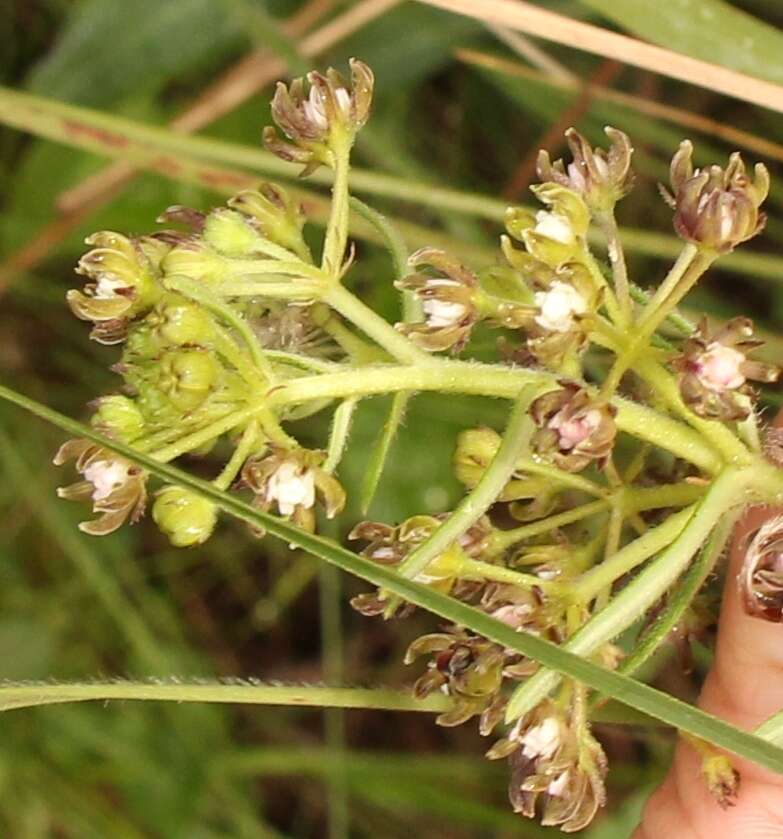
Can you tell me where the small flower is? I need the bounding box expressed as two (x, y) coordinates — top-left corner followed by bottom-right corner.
(405, 627), (507, 730)
(530, 384), (617, 472)
(263, 59), (374, 173)
(348, 515), (490, 616)
(537, 126), (634, 213)
(663, 141), (769, 252)
(152, 485), (218, 547)
(488, 701), (608, 832)
(241, 447), (345, 533)
(507, 185), (591, 270)
(671, 317), (778, 421)
(54, 439), (146, 536)
(396, 248), (480, 352)
(67, 232), (166, 343)
(739, 514), (783, 622)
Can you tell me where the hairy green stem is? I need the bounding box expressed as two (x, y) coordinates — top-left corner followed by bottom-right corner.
(322, 143), (352, 276)
(597, 209), (632, 324)
(461, 558), (555, 590)
(614, 512), (736, 681)
(488, 500), (609, 553)
(266, 361), (722, 472)
(324, 399), (358, 474)
(322, 284), (428, 364)
(214, 421), (259, 491)
(0, 680), (450, 714)
(506, 467), (749, 722)
(396, 384), (539, 580)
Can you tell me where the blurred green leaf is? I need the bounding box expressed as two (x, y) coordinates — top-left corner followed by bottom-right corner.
(578, 0), (783, 84)
(26, 0), (242, 106)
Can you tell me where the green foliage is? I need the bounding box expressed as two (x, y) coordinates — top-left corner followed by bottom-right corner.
(2, 1), (783, 836)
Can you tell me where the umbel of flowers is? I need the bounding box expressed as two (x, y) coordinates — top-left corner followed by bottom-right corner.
(54, 60), (783, 832)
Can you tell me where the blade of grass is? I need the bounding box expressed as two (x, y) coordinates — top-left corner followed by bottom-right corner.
(457, 48), (783, 173)
(1, 384), (783, 773)
(414, 0), (783, 114)
(577, 0), (783, 85)
(0, 680), (450, 713)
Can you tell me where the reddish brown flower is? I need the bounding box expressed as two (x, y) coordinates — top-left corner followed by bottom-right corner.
(671, 317), (778, 421)
(663, 141), (768, 252)
(739, 514), (783, 622)
(537, 126), (634, 213)
(530, 384), (617, 472)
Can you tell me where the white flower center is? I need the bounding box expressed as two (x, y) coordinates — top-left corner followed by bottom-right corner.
(422, 298), (467, 329)
(83, 459), (130, 502)
(534, 281), (587, 333)
(534, 211), (575, 245)
(490, 603), (532, 628)
(266, 461), (316, 516)
(549, 408), (601, 451)
(547, 771), (570, 797)
(93, 275), (127, 299)
(696, 343), (746, 391)
(520, 717), (561, 760)
(303, 86), (351, 131)
(719, 199), (735, 239)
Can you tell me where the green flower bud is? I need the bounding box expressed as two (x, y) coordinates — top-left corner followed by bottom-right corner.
(90, 395), (145, 442)
(228, 183), (310, 259)
(203, 208), (261, 257)
(157, 349), (222, 410)
(162, 242), (228, 284)
(152, 486), (217, 547)
(148, 294), (214, 346)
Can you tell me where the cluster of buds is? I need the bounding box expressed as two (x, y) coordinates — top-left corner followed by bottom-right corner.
(672, 317), (778, 420)
(405, 583), (550, 728)
(487, 701), (608, 833)
(263, 59), (374, 173)
(663, 141), (769, 252)
(530, 384), (617, 472)
(57, 168), (351, 547)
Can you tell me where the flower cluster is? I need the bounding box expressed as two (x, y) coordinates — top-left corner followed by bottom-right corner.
(51, 60), (783, 833)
